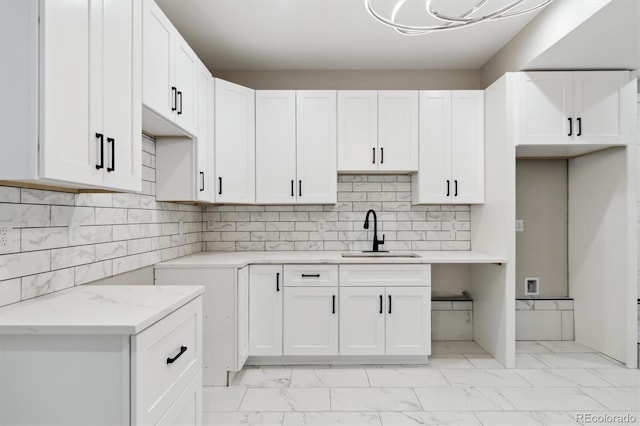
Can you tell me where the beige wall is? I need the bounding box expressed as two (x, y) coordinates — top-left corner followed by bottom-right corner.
(212, 70), (481, 90)
(516, 160), (568, 298)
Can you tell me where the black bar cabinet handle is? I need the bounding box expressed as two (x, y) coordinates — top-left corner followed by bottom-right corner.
(380, 147), (384, 164)
(454, 180), (458, 197)
(167, 345), (187, 364)
(200, 172), (205, 192)
(372, 147), (376, 164)
(388, 295), (392, 314)
(291, 180), (294, 197)
(332, 295), (336, 314)
(276, 272), (280, 292)
(568, 117), (573, 136)
(301, 273), (320, 278)
(577, 117), (582, 136)
(218, 177), (222, 195)
(95, 133), (104, 170)
(299, 180), (302, 197)
(171, 86), (177, 111)
(379, 295), (383, 314)
(107, 137), (115, 172)
(446, 180), (450, 197)
(177, 91), (183, 115)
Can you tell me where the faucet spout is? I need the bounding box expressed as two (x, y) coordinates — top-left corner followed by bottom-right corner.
(363, 209), (385, 252)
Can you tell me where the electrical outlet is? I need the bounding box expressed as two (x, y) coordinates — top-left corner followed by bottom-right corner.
(318, 221), (326, 232)
(0, 237), (7, 247)
(0, 224), (9, 237)
(68, 222), (80, 243)
(207, 218), (215, 230)
(515, 219), (524, 232)
(179, 221), (184, 235)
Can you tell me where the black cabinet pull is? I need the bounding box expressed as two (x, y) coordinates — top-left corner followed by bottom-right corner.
(379, 295), (383, 314)
(291, 180), (294, 197)
(167, 345), (187, 364)
(177, 91), (183, 115)
(332, 295), (336, 314)
(577, 117), (582, 136)
(380, 147), (384, 164)
(218, 177), (222, 195)
(301, 273), (320, 278)
(200, 172), (205, 192)
(107, 137), (115, 172)
(454, 180), (458, 197)
(171, 86), (177, 111)
(276, 272), (280, 292)
(299, 180), (302, 197)
(446, 180), (450, 197)
(568, 117), (573, 136)
(95, 133), (104, 170)
(372, 147), (376, 164)
(388, 295), (392, 314)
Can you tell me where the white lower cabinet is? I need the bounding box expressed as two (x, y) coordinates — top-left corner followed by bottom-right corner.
(283, 286), (339, 356)
(156, 371), (202, 426)
(339, 287), (386, 355)
(249, 265), (283, 356)
(385, 286), (431, 355)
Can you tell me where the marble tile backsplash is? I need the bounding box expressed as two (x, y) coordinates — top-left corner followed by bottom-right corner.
(0, 136), (203, 307)
(203, 175), (471, 252)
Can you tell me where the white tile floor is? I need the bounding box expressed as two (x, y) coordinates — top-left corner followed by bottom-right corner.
(202, 341), (640, 425)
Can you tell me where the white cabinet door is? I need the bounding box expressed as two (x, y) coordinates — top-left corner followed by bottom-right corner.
(296, 91), (337, 204)
(156, 371), (202, 426)
(101, 0), (141, 192)
(516, 72), (573, 145)
(142, 0), (174, 120)
(451, 91), (484, 204)
(236, 266), (249, 371)
(40, 0), (100, 186)
(385, 287), (430, 356)
(214, 79), (255, 204)
(413, 91), (452, 205)
(174, 34), (198, 136)
(283, 287), (338, 356)
(337, 91), (378, 172)
(378, 91), (418, 172)
(255, 91), (297, 204)
(573, 71), (630, 144)
(196, 64), (214, 203)
(249, 265), (283, 356)
(339, 287), (385, 355)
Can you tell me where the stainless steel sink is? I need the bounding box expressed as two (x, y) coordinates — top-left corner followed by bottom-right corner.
(341, 252), (421, 258)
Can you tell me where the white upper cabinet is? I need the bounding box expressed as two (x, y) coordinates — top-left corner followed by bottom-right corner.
(516, 71), (631, 146)
(255, 91), (298, 204)
(142, 0), (198, 136)
(413, 91), (484, 204)
(378, 91), (419, 172)
(214, 79), (255, 204)
(296, 91), (338, 204)
(337, 91), (378, 172)
(337, 91), (418, 173)
(0, 0), (141, 192)
(196, 64), (215, 203)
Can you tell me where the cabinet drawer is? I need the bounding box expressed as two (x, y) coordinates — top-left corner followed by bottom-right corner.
(155, 370), (202, 426)
(284, 264), (338, 287)
(340, 264), (431, 287)
(132, 297), (202, 426)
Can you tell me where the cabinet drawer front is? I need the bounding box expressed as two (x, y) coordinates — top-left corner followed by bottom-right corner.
(156, 370), (202, 426)
(132, 297), (202, 426)
(284, 264), (338, 287)
(340, 264), (431, 287)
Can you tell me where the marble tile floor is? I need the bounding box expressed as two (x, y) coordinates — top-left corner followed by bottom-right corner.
(203, 341), (640, 425)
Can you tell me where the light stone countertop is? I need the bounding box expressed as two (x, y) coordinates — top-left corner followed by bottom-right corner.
(155, 250), (507, 269)
(0, 285), (204, 335)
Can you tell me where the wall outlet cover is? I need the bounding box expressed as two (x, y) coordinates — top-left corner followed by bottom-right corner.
(524, 277), (540, 296)
(515, 219), (524, 232)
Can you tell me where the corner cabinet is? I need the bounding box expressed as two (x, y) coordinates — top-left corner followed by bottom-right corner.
(412, 91), (484, 204)
(255, 91), (337, 204)
(0, 0), (141, 192)
(337, 91), (418, 173)
(215, 79), (256, 204)
(142, 0), (198, 136)
(515, 71), (632, 146)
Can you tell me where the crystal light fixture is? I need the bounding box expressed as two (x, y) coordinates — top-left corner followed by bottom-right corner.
(365, 0), (554, 35)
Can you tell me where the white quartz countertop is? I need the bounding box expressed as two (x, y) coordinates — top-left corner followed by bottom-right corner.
(155, 251), (507, 269)
(0, 285), (204, 335)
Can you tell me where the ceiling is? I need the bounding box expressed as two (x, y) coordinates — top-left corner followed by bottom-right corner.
(155, 0), (549, 71)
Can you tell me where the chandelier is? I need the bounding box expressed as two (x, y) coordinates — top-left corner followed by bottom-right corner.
(365, 0), (554, 36)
